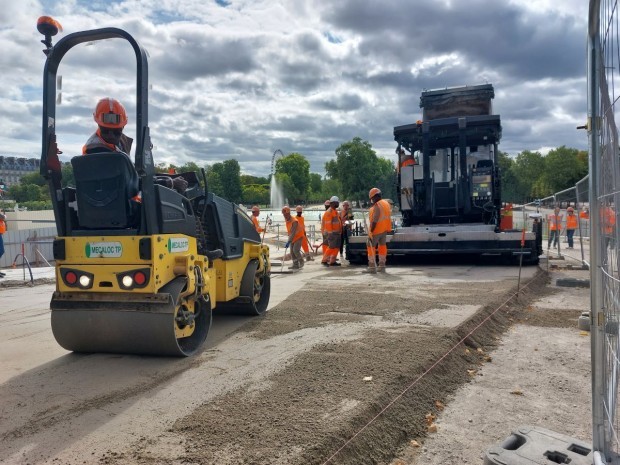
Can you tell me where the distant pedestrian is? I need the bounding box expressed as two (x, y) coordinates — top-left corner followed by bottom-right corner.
(282, 206), (305, 270)
(250, 205), (264, 234)
(339, 200), (354, 260)
(323, 196), (343, 267)
(0, 211), (6, 278)
(565, 207), (578, 249)
(547, 206), (562, 250)
(295, 205), (314, 261)
(365, 188), (392, 273)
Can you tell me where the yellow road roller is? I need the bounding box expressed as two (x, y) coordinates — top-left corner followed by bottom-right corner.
(37, 18), (270, 356)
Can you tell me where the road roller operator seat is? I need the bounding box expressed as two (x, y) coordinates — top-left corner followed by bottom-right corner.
(71, 151), (140, 230)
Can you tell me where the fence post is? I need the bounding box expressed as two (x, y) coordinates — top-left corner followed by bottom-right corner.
(588, 0), (607, 455)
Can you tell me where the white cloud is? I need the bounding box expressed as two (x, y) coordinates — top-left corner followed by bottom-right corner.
(1, 0), (589, 176)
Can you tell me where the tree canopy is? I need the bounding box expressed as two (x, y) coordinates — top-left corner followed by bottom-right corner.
(325, 137), (396, 203)
(500, 146), (588, 202)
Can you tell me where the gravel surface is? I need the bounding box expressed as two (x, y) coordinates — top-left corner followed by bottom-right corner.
(0, 261), (552, 465)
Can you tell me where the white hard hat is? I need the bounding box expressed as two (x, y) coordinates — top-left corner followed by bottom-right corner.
(330, 196), (339, 203)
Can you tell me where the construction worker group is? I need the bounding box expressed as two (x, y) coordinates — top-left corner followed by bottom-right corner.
(546, 205), (589, 250)
(251, 187), (392, 273)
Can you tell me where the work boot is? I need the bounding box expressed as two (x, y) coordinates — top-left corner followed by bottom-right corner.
(329, 262), (341, 267)
(306, 255), (314, 261)
(321, 261), (329, 266)
(299, 260), (305, 268)
(362, 266), (377, 274)
(288, 264), (300, 270)
(377, 265), (386, 273)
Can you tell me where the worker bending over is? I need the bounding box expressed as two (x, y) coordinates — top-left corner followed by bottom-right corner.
(282, 206), (305, 270)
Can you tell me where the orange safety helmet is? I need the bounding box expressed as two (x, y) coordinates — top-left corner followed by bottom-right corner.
(567, 207), (575, 212)
(369, 187), (381, 199)
(94, 98), (128, 129)
(251, 205), (260, 213)
(295, 205), (303, 213)
(281, 205), (291, 214)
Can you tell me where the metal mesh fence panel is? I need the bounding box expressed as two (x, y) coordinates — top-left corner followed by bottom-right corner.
(590, 0), (620, 460)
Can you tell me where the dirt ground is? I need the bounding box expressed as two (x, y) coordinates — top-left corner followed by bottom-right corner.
(1, 259), (588, 465)
(392, 266), (592, 465)
(97, 263), (543, 465)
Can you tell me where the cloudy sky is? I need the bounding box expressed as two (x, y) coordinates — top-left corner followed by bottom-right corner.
(1, 0), (589, 177)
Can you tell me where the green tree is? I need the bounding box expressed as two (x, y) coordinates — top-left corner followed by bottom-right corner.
(207, 160), (242, 202)
(20, 172), (46, 186)
(242, 185), (270, 205)
(8, 184), (45, 202)
(497, 151), (520, 203)
(326, 137), (395, 201)
(541, 146), (588, 193)
(206, 164), (224, 197)
(512, 150), (545, 201)
(274, 153), (311, 203)
(320, 178), (342, 201)
(309, 173), (322, 193)
(241, 174), (269, 187)
(221, 159), (243, 203)
(61, 163), (75, 188)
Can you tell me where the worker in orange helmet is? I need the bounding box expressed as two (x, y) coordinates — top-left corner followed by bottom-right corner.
(250, 205), (264, 234)
(83, 98), (187, 194)
(320, 199), (331, 265)
(83, 98), (132, 154)
(282, 205), (305, 270)
(323, 196), (343, 266)
(565, 207), (578, 249)
(295, 205), (314, 261)
(365, 187), (392, 273)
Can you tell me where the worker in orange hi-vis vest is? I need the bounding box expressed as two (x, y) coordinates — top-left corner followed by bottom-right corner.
(603, 205), (617, 251)
(320, 199), (330, 266)
(282, 206), (306, 270)
(547, 206), (563, 250)
(580, 207), (590, 220)
(365, 187), (392, 273)
(295, 205), (314, 261)
(323, 196), (343, 267)
(565, 207), (578, 249)
(250, 205), (264, 234)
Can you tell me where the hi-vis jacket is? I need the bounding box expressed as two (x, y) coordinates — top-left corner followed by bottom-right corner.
(285, 216), (305, 243)
(251, 216), (264, 233)
(296, 215), (307, 234)
(603, 207), (616, 234)
(547, 213), (563, 231)
(566, 213), (578, 230)
(82, 129), (121, 154)
(323, 207), (342, 234)
(370, 199), (392, 235)
(82, 129), (132, 154)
